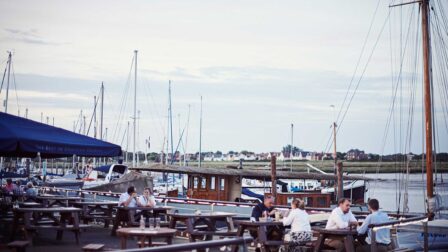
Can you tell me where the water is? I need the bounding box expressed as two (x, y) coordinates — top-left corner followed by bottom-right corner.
(360, 173), (448, 213)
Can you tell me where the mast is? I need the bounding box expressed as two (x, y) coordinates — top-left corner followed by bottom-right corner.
(199, 96), (203, 168)
(100, 82), (104, 140)
(126, 121), (130, 163)
(421, 0), (434, 216)
(133, 50), (138, 168)
(168, 80), (174, 164)
(94, 95), (97, 138)
(4, 51), (11, 113)
(290, 123), (294, 172)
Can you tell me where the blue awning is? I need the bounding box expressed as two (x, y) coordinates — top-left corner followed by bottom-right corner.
(0, 112), (122, 158)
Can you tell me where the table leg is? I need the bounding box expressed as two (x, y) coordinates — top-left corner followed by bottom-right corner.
(314, 234), (326, 252)
(344, 235), (355, 252)
(120, 236), (127, 249)
(232, 225), (246, 252)
(166, 234), (173, 245)
(111, 212), (121, 236)
(226, 216), (235, 231)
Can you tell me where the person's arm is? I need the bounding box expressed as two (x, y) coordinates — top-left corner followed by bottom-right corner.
(349, 211), (358, 226)
(251, 205), (262, 221)
(268, 208), (277, 216)
(357, 215), (371, 234)
(148, 196), (156, 207)
(282, 210), (295, 226)
(136, 196), (144, 207)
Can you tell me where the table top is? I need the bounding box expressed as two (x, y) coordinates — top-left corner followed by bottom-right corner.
(168, 211), (236, 218)
(37, 195), (82, 200)
(19, 202), (42, 207)
(312, 226), (358, 236)
(116, 227), (177, 236)
(235, 220), (284, 226)
(73, 201), (118, 206)
(15, 207), (82, 213)
(115, 206), (173, 211)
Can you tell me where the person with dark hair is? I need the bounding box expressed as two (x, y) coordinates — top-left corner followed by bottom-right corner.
(3, 178), (18, 194)
(250, 196), (283, 248)
(325, 198), (358, 251)
(137, 187), (156, 207)
(281, 199), (312, 251)
(356, 199), (391, 252)
(119, 186), (138, 207)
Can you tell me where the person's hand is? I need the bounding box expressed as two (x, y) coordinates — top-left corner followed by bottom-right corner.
(350, 221), (359, 227)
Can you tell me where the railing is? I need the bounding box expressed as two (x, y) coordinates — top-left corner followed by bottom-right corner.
(368, 216), (429, 252)
(36, 186), (420, 218)
(110, 237), (253, 252)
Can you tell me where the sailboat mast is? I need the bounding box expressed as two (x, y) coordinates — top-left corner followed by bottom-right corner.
(133, 50), (138, 168)
(100, 82), (104, 140)
(4, 51), (11, 113)
(169, 80), (174, 164)
(199, 96), (203, 168)
(421, 0), (434, 211)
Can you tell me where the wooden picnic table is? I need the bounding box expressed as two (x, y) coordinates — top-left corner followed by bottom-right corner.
(72, 201), (117, 228)
(168, 211), (237, 242)
(11, 207), (88, 244)
(116, 227), (176, 249)
(111, 206), (173, 236)
(312, 227), (358, 252)
(18, 202), (42, 208)
(232, 220), (286, 252)
(36, 195), (82, 207)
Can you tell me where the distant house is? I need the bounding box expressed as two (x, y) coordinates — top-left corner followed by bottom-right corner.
(346, 149), (368, 161)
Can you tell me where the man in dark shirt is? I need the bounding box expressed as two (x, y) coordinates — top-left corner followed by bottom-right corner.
(251, 195), (276, 221)
(250, 195), (283, 245)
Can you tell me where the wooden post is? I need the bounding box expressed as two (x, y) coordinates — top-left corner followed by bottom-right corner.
(336, 162), (343, 201)
(370, 229), (377, 252)
(271, 155), (277, 204)
(423, 220), (429, 252)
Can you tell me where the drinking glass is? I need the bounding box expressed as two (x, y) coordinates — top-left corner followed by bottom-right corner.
(155, 217), (161, 230)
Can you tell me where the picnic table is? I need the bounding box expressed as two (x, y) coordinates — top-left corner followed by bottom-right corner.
(111, 206), (173, 236)
(36, 195), (82, 207)
(11, 207), (88, 244)
(116, 227), (176, 249)
(72, 201), (117, 228)
(233, 220), (286, 252)
(168, 211), (237, 242)
(312, 227), (358, 252)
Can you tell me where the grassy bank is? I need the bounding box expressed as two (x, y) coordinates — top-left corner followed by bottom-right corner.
(182, 160), (448, 173)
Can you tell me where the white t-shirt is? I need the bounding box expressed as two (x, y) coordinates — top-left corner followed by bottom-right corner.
(282, 208), (311, 233)
(325, 207), (357, 229)
(119, 193), (137, 207)
(138, 195), (156, 207)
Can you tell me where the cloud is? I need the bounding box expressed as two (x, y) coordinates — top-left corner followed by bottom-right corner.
(3, 28), (67, 46)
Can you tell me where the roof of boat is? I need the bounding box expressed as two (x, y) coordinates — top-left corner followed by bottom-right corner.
(130, 164), (372, 181)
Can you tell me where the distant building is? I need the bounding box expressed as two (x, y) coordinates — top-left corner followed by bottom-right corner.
(346, 149), (368, 161)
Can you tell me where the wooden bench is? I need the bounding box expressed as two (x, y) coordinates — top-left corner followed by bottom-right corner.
(7, 240), (30, 252)
(82, 243), (105, 252)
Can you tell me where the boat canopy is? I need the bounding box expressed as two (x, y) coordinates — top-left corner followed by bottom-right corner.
(0, 112), (122, 158)
(94, 164), (127, 174)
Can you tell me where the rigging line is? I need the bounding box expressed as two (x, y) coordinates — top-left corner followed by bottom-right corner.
(0, 61), (8, 95)
(11, 61), (20, 113)
(335, 0), (382, 124)
(86, 88), (101, 136)
(336, 9), (393, 135)
(112, 55), (134, 142)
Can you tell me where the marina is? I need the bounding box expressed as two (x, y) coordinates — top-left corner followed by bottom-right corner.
(1, 0), (448, 251)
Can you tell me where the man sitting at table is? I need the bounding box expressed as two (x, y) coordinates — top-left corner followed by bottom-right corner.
(325, 197), (358, 252)
(250, 196), (283, 246)
(356, 199), (391, 252)
(119, 186), (138, 207)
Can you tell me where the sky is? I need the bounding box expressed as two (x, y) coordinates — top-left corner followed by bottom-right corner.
(0, 0), (447, 155)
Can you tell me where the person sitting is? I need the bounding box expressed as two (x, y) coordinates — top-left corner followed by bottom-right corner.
(3, 178), (18, 195)
(356, 199), (391, 252)
(137, 187), (156, 207)
(251, 195), (276, 221)
(119, 186), (138, 207)
(24, 182), (37, 200)
(250, 196), (283, 244)
(325, 198), (358, 252)
(282, 199), (312, 251)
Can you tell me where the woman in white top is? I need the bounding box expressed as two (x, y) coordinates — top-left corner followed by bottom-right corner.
(137, 187), (156, 207)
(281, 198), (312, 251)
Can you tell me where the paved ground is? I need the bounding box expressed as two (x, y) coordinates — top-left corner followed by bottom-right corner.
(0, 223), (238, 252)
